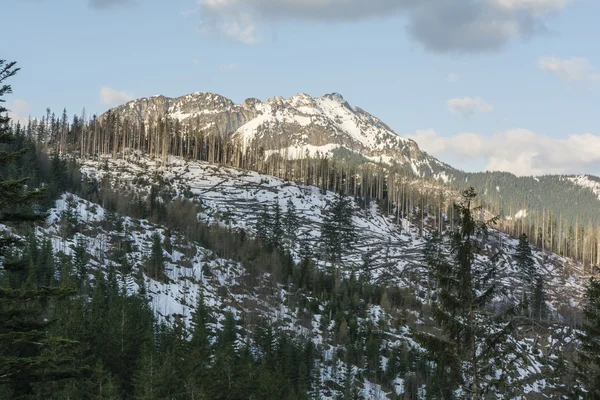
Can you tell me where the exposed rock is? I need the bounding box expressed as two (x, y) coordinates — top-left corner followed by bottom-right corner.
(100, 91), (456, 179)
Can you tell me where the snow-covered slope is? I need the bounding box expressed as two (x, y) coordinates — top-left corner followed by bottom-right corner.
(79, 155), (587, 315)
(28, 154), (592, 398)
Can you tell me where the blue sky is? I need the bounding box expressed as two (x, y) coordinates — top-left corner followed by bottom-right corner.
(3, 0), (600, 176)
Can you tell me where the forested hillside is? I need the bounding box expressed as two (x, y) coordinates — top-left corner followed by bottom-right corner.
(27, 88), (600, 273)
(2, 61), (600, 399)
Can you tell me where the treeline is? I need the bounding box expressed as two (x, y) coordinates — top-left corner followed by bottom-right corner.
(456, 171), (600, 271)
(15, 111), (441, 226)
(15, 105), (600, 271)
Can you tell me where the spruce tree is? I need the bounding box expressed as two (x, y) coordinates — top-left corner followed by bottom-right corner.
(188, 290), (212, 392)
(72, 235), (89, 285)
(256, 204), (271, 247)
(515, 233), (547, 320)
(576, 275), (600, 399)
(146, 232), (165, 280)
(0, 59), (80, 395)
(414, 188), (515, 399)
(515, 234), (536, 283)
(283, 198), (300, 247)
(269, 201), (283, 250)
(322, 193), (356, 265)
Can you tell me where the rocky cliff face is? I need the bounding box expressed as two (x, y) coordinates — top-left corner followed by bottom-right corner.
(101, 91), (455, 179)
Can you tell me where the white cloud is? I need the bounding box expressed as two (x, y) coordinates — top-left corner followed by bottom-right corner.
(196, 0), (570, 52)
(447, 97), (493, 117)
(197, 7), (259, 44)
(538, 56), (599, 83)
(447, 73), (459, 84)
(407, 128), (600, 176)
(6, 99), (32, 126)
(99, 86), (135, 105)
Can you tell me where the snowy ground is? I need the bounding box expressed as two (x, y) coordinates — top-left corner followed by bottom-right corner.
(31, 155), (592, 398)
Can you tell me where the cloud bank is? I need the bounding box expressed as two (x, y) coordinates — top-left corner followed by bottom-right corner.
(538, 56), (600, 83)
(99, 87), (135, 105)
(407, 128), (600, 176)
(196, 0), (570, 52)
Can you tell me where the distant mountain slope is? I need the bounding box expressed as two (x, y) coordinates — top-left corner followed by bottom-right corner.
(567, 174), (600, 201)
(451, 171), (600, 232)
(102, 92), (454, 179)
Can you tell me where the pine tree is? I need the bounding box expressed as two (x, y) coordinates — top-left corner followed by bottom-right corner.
(575, 275), (600, 399)
(515, 234), (547, 320)
(531, 275), (547, 322)
(283, 198), (300, 248)
(0, 59), (81, 395)
(146, 232), (165, 280)
(515, 234), (536, 284)
(188, 290), (212, 393)
(72, 235), (89, 285)
(322, 193), (356, 265)
(269, 201), (283, 250)
(256, 204), (271, 247)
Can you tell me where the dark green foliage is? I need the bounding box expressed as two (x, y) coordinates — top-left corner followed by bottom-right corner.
(576, 276), (600, 398)
(256, 204), (271, 247)
(72, 235), (89, 284)
(0, 60), (82, 396)
(515, 234), (536, 284)
(284, 198), (300, 247)
(531, 275), (547, 322)
(146, 232), (165, 280)
(321, 193), (356, 265)
(515, 234), (547, 320)
(415, 188), (516, 399)
(270, 201), (283, 249)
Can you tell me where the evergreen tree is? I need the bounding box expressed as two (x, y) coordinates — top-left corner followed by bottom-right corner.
(269, 201), (283, 250)
(146, 232), (165, 280)
(515, 234), (547, 320)
(575, 275), (600, 399)
(256, 204), (271, 247)
(515, 234), (536, 284)
(0, 59), (80, 396)
(531, 275), (547, 322)
(322, 193), (356, 265)
(72, 235), (89, 285)
(415, 188), (515, 399)
(283, 198), (300, 247)
(188, 290), (212, 392)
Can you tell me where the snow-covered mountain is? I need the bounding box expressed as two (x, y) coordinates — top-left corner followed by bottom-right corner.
(102, 92), (453, 178)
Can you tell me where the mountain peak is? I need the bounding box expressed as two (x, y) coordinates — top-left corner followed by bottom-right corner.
(101, 90), (451, 179)
(322, 92), (345, 103)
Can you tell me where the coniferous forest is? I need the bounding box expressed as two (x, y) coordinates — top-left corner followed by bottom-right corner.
(2, 58), (600, 400)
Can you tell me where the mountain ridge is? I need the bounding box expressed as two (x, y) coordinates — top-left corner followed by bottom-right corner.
(101, 91), (455, 179)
